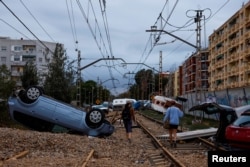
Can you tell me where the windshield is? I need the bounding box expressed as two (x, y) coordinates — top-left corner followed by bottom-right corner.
(233, 115), (250, 127)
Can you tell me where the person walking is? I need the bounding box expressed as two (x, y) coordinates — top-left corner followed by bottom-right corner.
(121, 101), (136, 143)
(163, 101), (183, 148)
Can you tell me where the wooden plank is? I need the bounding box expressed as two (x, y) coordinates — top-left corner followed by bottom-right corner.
(5, 150), (29, 162)
(81, 149), (95, 167)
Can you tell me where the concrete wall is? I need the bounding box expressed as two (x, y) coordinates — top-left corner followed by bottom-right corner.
(180, 87), (250, 120)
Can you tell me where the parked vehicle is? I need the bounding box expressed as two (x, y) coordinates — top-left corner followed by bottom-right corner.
(225, 110), (250, 149)
(102, 101), (113, 109)
(7, 86), (114, 137)
(189, 102), (250, 147)
(112, 98), (136, 111)
(91, 104), (110, 114)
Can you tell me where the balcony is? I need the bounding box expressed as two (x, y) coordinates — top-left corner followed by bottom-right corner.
(245, 66), (250, 73)
(11, 71), (22, 77)
(10, 61), (26, 66)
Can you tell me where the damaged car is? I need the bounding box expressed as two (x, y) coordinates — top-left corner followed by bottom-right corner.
(7, 86), (114, 137)
(188, 102), (250, 144)
(225, 110), (250, 149)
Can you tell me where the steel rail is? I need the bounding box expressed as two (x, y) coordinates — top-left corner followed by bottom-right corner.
(136, 120), (186, 167)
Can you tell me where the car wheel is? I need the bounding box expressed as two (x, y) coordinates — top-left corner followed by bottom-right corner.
(85, 108), (105, 128)
(25, 86), (42, 102)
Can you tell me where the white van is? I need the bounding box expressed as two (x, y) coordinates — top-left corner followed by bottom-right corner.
(112, 98), (136, 111)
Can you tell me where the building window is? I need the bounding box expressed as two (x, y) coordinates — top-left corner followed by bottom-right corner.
(39, 57), (42, 62)
(1, 57), (7, 62)
(13, 46), (22, 52)
(1, 46), (7, 51)
(14, 55), (20, 61)
(22, 55), (36, 62)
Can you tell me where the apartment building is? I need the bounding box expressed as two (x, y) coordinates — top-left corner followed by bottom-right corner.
(0, 37), (57, 86)
(182, 50), (209, 95)
(209, 2), (250, 91)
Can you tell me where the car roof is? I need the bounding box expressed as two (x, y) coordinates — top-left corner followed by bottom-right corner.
(188, 102), (235, 114)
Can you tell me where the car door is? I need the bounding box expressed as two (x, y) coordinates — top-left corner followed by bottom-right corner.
(31, 97), (56, 121)
(53, 102), (84, 131)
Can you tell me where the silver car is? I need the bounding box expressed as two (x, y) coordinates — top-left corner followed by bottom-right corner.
(7, 86), (114, 137)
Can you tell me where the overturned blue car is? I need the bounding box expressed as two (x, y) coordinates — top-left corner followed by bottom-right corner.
(7, 86), (114, 137)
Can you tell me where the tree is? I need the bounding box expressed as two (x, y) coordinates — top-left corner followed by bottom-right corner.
(134, 69), (153, 99)
(43, 43), (74, 103)
(81, 80), (97, 105)
(20, 61), (39, 89)
(0, 64), (16, 99)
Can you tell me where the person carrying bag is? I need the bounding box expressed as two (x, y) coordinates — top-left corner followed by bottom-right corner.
(163, 101), (183, 148)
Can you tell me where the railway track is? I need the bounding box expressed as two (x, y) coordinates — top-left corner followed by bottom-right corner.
(0, 110), (227, 167)
(135, 113), (227, 167)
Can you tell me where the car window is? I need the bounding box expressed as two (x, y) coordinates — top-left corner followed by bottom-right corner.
(207, 106), (219, 113)
(233, 115), (250, 127)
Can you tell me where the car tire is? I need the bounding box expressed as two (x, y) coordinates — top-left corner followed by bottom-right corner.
(25, 86), (42, 102)
(85, 108), (105, 128)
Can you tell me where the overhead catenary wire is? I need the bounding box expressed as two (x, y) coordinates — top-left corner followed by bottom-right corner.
(135, 0), (170, 70)
(98, 0), (119, 89)
(66, 0), (79, 51)
(76, 0), (107, 58)
(137, 0), (230, 74)
(0, 0), (54, 54)
(76, 0), (120, 93)
(134, 0), (179, 73)
(99, 0), (114, 58)
(160, 1), (230, 70)
(20, 0), (55, 42)
(0, 18), (54, 55)
(0, 18), (31, 39)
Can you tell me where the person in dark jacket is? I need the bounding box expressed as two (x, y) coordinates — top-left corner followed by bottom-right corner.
(163, 101), (183, 148)
(122, 101), (136, 143)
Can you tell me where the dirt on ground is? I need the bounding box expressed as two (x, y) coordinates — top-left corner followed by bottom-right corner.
(0, 113), (208, 167)
(0, 120), (153, 167)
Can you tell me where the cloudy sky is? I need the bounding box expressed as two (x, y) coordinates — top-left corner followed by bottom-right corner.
(0, 0), (248, 95)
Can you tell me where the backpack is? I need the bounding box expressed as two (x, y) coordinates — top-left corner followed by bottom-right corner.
(122, 108), (131, 120)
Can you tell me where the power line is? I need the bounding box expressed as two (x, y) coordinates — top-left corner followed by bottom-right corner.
(0, 0), (54, 54)
(66, 0), (78, 50)
(0, 18), (30, 39)
(134, 0), (180, 73)
(76, 0), (121, 93)
(20, 0), (55, 42)
(140, 0), (230, 73)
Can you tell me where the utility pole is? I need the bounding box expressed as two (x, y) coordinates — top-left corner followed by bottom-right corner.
(195, 10), (202, 104)
(195, 10), (202, 51)
(159, 51), (163, 95)
(76, 50), (81, 107)
(152, 68), (155, 94)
